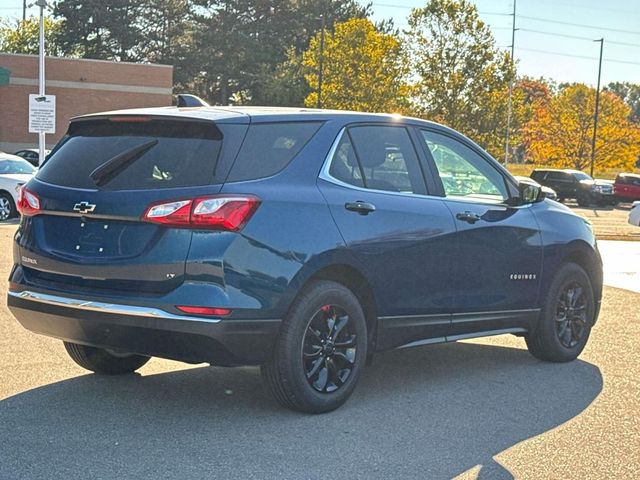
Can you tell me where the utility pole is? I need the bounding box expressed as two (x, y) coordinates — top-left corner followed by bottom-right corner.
(317, 15), (326, 109)
(504, 0), (517, 167)
(22, 0), (27, 21)
(37, 0), (47, 166)
(590, 38), (604, 178)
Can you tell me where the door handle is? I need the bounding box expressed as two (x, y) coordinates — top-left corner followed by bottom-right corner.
(455, 211), (481, 224)
(345, 201), (376, 215)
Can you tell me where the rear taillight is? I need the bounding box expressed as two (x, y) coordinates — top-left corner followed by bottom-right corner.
(143, 195), (260, 231)
(17, 186), (41, 216)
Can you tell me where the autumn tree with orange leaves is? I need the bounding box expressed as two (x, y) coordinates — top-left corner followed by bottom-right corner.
(524, 84), (640, 171)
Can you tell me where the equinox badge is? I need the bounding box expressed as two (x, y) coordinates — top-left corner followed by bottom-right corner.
(73, 201), (96, 214)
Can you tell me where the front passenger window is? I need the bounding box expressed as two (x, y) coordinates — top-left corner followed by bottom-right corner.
(421, 130), (508, 202)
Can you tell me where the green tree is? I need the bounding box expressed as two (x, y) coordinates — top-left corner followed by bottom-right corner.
(187, 0), (369, 105)
(523, 84), (640, 171)
(406, 0), (512, 158)
(605, 82), (640, 123)
(0, 17), (64, 56)
(302, 18), (409, 112)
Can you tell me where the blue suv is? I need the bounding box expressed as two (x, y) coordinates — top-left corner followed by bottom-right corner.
(8, 103), (602, 413)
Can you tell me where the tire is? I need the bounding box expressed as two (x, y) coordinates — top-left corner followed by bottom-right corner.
(526, 263), (595, 362)
(0, 193), (16, 221)
(576, 194), (590, 207)
(261, 280), (368, 413)
(63, 342), (150, 374)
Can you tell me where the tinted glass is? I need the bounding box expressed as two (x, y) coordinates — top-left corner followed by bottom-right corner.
(421, 130), (508, 201)
(0, 159), (36, 174)
(37, 119), (223, 190)
(328, 133), (365, 188)
(345, 126), (424, 193)
(573, 171), (592, 181)
(227, 122), (322, 182)
(530, 171), (546, 182)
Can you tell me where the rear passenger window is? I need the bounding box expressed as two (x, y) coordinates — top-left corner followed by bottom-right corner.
(329, 126), (425, 194)
(226, 122), (322, 182)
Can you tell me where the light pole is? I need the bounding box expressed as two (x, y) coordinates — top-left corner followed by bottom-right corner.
(317, 15), (325, 109)
(590, 38), (604, 178)
(504, 0), (517, 167)
(37, 0), (47, 166)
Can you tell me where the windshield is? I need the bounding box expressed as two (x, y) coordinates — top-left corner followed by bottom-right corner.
(0, 159), (36, 175)
(573, 172), (592, 181)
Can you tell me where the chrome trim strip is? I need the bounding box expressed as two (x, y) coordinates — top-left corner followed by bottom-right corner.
(8, 290), (222, 323)
(318, 126), (532, 209)
(446, 327), (528, 342)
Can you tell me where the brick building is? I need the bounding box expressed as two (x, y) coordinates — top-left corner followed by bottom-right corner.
(0, 53), (173, 153)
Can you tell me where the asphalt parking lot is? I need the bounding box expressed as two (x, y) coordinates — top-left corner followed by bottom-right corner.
(0, 224), (639, 479)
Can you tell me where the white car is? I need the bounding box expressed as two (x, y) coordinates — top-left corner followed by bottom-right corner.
(629, 201), (640, 227)
(0, 154), (36, 221)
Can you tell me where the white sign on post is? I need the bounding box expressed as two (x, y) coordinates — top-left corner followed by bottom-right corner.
(28, 94), (56, 134)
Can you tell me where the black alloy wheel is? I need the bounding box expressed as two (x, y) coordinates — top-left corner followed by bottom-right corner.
(302, 304), (357, 393)
(555, 282), (588, 348)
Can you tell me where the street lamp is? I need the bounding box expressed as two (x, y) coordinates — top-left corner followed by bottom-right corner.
(590, 38), (604, 178)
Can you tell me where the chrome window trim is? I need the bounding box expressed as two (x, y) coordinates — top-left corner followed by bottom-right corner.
(8, 290), (222, 323)
(318, 127), (532, 209)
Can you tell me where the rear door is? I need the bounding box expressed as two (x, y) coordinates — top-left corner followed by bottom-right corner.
(418, 128), (543, 338)
(318, 124), (458, 349)
(18, 116), (247, 295)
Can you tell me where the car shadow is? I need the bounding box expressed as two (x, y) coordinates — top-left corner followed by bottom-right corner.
(0, 342), (602, 479)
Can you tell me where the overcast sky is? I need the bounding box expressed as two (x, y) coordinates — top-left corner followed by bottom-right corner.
(2, 0), (639, 86)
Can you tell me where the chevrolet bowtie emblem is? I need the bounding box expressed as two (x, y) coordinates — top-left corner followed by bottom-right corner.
(73, 201), (96, 214)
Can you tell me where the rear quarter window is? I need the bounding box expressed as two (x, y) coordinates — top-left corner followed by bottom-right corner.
(226, 122), (322, 182)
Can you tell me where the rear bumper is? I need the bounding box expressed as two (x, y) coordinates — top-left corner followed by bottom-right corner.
(7, 290), (281, 366)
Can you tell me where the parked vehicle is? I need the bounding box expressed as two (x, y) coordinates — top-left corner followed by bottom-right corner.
(13, 148), (50, 167)
(0, 154), (36, 220)
(530, 169), (616, 206)
(614, 173), (640, 203)
(629, 201), (640, 227)
(8, 102), (603, 413)
(515, 176), (558, 201)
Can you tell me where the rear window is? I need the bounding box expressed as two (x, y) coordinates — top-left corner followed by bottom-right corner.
(530, 171), (546, 182)
(226, 122), (322, 182)
(37, 119), (224, 190)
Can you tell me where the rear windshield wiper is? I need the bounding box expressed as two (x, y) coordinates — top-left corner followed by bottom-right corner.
(90, 139), (158, 187)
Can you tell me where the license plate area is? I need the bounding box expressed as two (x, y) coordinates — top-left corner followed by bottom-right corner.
(41, 216), (157, 258)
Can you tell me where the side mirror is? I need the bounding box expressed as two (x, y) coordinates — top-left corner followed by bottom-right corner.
(517, 180), (543, 205)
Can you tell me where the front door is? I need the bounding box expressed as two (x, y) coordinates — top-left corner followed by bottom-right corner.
(418, 129), (543, 338)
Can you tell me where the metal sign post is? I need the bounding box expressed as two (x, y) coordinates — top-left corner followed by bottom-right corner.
(37, 0), (48, 166)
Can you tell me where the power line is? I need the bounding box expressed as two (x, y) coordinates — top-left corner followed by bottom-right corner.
(533, 0), (640, 16)
(371, 3), (511, 16)
(517, 14), (640, 36)
(516, 47), (640, 66)
(519, 28), (640, 48)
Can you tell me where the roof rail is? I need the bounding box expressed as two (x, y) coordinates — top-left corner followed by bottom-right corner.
(176, 94), (210, 108)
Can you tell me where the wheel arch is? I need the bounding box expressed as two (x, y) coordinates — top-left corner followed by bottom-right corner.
(282, 256), (379, 349)
(561, 245), (603, 304)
